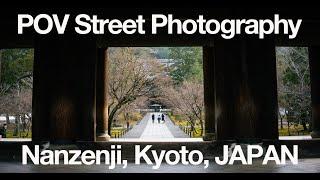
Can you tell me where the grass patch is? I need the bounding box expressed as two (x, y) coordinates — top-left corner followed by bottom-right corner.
(279, 124), (311, 136)
(6, 130), (32, 138)
(111, 127), (129, 138)
(170, 115), (203, 138)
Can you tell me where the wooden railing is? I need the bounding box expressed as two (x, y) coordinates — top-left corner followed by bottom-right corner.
(179, 125), (194, 138)
(111, 127), (132, 139)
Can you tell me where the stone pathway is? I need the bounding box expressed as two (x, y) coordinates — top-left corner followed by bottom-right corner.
(140, 113), (174, 139)
(122, 113), (189, 140)
(121, 114), (149, 139)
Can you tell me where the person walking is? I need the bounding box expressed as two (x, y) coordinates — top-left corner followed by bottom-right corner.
(158, 115), (161, 124)
(162, 114), (165, 123)
(152, 114), (155, 124)
(0, 124), (7, 138)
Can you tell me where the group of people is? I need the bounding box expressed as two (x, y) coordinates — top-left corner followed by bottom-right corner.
(151, 113), (166, 124)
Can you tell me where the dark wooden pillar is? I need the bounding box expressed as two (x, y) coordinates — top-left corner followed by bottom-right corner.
(309, 46), (320, 138)
(96, 48), (110, 141)
(214, 38), (278, 141)
(203, 46), (215, 141)
(245, 39), (279, 140)
(214, 39), (242, 140)
(32, 37), (96, 143)
(0, 49), (2, 83)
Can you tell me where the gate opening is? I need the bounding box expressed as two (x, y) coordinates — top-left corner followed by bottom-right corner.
(0, 49), (33, 141)
(276, 47), (312, 140)
(106, 47), (204, 142)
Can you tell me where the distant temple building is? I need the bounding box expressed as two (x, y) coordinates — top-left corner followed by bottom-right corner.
(157, 59), (175, 68)
(149, 104), (163, 112)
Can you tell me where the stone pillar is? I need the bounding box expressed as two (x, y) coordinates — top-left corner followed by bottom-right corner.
(214, 38), (278, 141)
(96, 48), (110, 141)
(309, 46), (320, 138)
(203, 46), (216, 141)
(32, 37), (96, 143)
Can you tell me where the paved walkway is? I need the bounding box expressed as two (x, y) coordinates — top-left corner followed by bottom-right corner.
(122, 113), (190, 141)
(140, 113), (174, 139)
(121, 114), (149, 138)
(279, 135), (312, 140)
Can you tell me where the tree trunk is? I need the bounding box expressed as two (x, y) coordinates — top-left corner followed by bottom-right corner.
(108, 99), (133, 135)
(199, 118), (204, 137)
(21, 114), (26, 133)
(280, 115), (283, 129)
(6, 114), (10, 124)
(14, 114), (20, 137)
(309, 121), (313, 132)
(108, 104), (122, 135)
(287, 121), (291, 136)
(302, 121), (307, 131)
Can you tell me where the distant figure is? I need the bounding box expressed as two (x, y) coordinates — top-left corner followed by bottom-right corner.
(158, 115), (161, 123)
(127, 121), (130, 130)
(0, 125), (2, 139)
(0, 124), (7, 138)
(162, 114), (165, 123)
(151, 114), (155, 124)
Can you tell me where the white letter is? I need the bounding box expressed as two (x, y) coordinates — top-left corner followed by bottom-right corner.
(229, 145), (247, 165)
(152, 150), (165, 169)
(206, 19), (220, 34)
(152, 14), (168, 34)
(123, 19), (137, 34)
(188, 150), (203, 165)
(54, 150), (69, 165)
(69, 150), (81, 165)
(274, 14), (288, 35)
(34, 14), (54, 35)
(108, 19), (123, 34)
(215, 145), (229, 165)
(221, 19), (236, 39)
(96, 150), (110, 165)
(247, 145), (263, 164)
(18, 14), (33, 34)
(263, 145), (281, 165)
(245, 19), (259, 35)
(179, 146), (189, 165)
(259, 19), (275, 39)
(81, 150), (96, 165)
(168, 15), (182, 34)
(288, 19), (302, 39)
(197, 15), (207, 34)
(182, 20), (198, 35)
(22, 145), (39, 165)
(135, 145), (153, 165)
(281, 145), (298, 165)
(136, 15), (146, 34)
(75, 14), (92, 34)
(52, 14), (69, 34)
(236, 19), (246, 34)
(40, 150), (54, 165)
(165, 150), (180, 166)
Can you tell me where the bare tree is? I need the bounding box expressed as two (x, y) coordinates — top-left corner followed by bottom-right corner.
(0, 87), (32, 137)
(107, 47), (163, 134)
(276, 47), (311, 132)
(166, 80), (204, 136)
